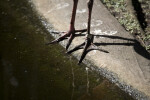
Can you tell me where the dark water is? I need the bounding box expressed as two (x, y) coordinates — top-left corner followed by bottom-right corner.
(0, 0), (134, 100)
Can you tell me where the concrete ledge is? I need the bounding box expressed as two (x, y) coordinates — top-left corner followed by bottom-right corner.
(31, 0), (150, 99)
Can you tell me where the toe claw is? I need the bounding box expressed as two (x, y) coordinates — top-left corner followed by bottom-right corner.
(46, 39), (59, 45)
(78, 49), (87, 64)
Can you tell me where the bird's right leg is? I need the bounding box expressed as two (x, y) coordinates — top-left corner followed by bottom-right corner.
(67, 0), (109, 64)
(47, 0), (87, 50)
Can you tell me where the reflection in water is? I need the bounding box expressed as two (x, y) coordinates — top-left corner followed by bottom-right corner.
(0, 0), (134, 100)
(86, 67), (89, 94)
(70, 57), (75, 100)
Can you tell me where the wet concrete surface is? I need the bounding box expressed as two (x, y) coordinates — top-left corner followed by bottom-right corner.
(31, 0), (150, 99)
(0, 0), (135, 100)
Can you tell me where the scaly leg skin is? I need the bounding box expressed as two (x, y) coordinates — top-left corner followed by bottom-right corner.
(67, 0), (109, 64)
(67, 34), (109, 64)
(47, 28), (87, 50)
(46, 0), (87, 50)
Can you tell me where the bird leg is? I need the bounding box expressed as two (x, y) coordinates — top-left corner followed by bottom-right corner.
(46, 0), (87, 50)
(67, 0), (108, 64)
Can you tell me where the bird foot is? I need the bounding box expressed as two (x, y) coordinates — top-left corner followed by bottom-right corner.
(46, 29), (87, 50)
(67, 34), (109, 64)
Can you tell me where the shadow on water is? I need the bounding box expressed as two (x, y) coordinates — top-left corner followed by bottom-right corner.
(0, 0), (135, 100)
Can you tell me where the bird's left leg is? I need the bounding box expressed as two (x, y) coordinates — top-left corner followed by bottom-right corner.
(67, 0), (108, 64)
(46, 0), (87, 50)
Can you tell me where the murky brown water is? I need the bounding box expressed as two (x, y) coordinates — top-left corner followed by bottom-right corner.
(0, 0), (134, 100)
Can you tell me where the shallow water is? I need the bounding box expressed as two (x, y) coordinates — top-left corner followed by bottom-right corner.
(0, 0), (134, 100)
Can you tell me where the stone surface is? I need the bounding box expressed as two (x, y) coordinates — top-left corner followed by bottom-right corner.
(31, 0), (150, 99)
